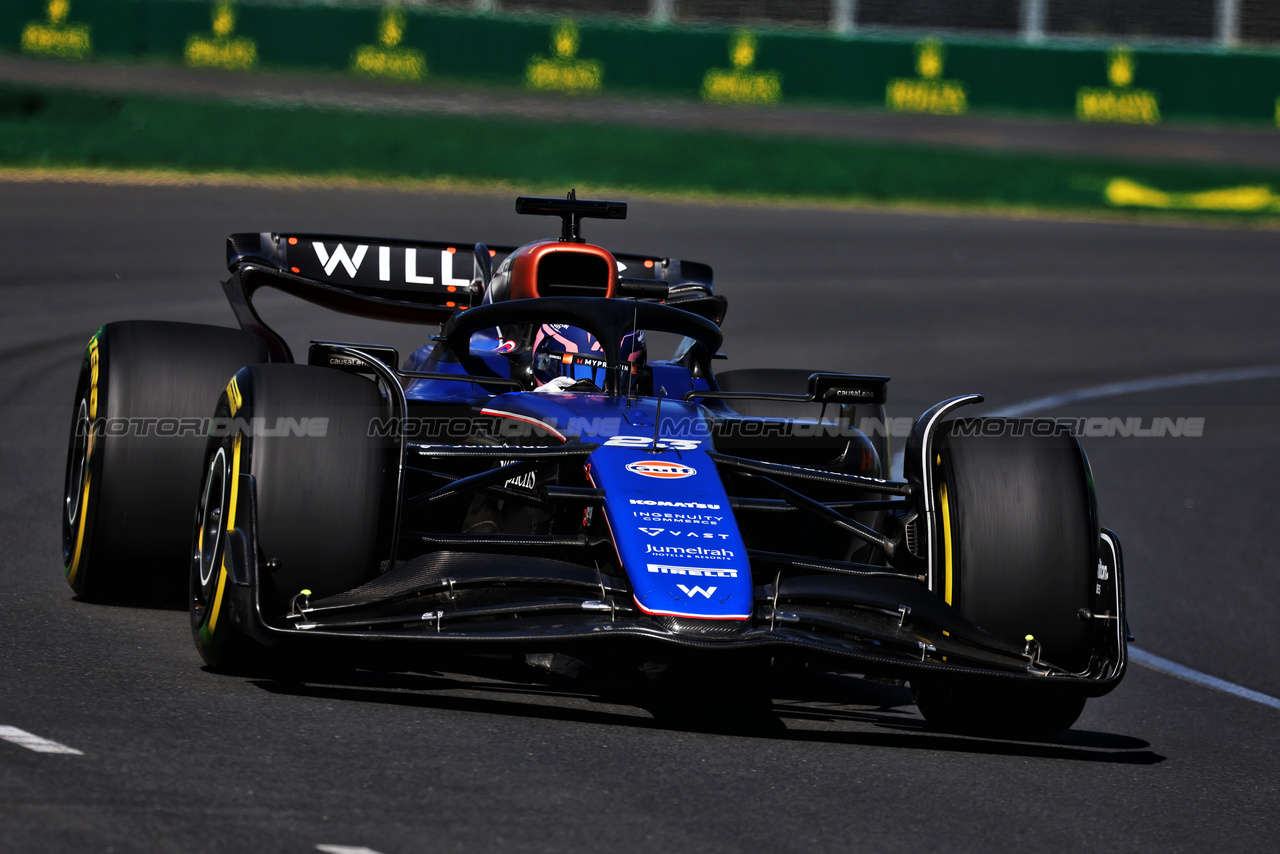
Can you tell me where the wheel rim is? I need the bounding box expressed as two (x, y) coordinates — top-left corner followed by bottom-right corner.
(192, 446), (229, 622)
(63, 397), (91, 564)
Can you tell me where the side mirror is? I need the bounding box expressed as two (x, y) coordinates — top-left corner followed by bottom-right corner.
(617, 277), (669, 299)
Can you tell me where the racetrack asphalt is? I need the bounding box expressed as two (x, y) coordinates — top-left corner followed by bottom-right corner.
(3, 179), (1279, 852)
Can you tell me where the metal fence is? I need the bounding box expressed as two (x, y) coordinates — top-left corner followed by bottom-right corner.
(393, 0), (1278, 47)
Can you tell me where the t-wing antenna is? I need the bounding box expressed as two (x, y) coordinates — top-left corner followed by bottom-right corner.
(515, 190), (627, 243)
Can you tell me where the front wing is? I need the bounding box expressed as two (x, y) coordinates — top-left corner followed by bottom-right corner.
(219, 473), (1127, 696)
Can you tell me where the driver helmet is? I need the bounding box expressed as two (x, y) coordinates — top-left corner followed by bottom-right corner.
(532, 324), (646, 390)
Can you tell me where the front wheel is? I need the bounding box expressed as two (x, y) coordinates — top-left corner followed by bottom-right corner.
(912, 419), (1098, 737)
(190, 364), (391, 671)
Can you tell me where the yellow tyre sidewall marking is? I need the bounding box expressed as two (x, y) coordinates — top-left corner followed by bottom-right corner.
(207, 431), (241, 635)
(88, 336), (99, 419)
(208, 566), (229, 635)
(67, 471), (92, 585)
(940, 481), (954, 606)
(67, 336), (100, 585)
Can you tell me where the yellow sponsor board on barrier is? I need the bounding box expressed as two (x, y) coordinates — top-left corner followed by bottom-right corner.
(1077, 47), (1159, 125)
(1076, 89), (1160, 124)
(886, 40), (967, 115)
(352, 7), (427, 81)
(22, 0), (91, 60)
(526, 20), (602, 93)
(185, 2), (257, 71)
(701, 31), (781, 105)
(1105, 178), (1278, 212)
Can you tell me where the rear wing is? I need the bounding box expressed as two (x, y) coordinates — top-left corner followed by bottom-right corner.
(224, 232), (717, 363)
(228, 232), (509, 311)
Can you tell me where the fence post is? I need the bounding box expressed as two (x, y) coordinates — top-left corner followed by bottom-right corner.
(652, 0), (674, 26)
(831, 0), (856, 35)
(1216, 0), (1240, 47)
(1020, 0), (1046, 43)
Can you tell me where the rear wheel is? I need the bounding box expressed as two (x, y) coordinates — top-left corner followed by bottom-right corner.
(912, 419), (1098, 737)
(62, 322), (268, 603)
(190, 364), (390, 671)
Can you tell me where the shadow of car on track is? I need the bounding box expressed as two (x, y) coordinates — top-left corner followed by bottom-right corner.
(71, 592), (187, 612)
(239, 659), (1162, 766)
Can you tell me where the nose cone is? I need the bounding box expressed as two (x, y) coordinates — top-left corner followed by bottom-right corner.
(584, 403), (753, 624)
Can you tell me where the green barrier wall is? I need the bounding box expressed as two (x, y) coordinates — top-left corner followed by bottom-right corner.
(4, 0), (1279, 128)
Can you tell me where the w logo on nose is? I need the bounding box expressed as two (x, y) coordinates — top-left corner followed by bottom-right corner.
(677, 584), (717, 599)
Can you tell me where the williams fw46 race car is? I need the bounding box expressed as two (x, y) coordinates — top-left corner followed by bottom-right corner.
(62, 193), (1127, 737)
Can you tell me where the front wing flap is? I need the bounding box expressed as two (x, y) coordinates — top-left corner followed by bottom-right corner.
(222, 472), (1126, 696)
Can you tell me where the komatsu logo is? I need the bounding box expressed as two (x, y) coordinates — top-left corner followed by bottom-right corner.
(629, 499), (720, 509)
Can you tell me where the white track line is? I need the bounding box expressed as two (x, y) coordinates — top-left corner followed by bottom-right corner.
(0, 726), (83, 755)
(1127, 648), (1280, 710)
(890, 363), (1280, 712)
(988, 363), (1280, 417)
(317, 846), (387, 854)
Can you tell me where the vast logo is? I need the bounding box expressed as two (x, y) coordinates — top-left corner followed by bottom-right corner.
(625, 460), (696, 479)
(638, 527), (728, 540)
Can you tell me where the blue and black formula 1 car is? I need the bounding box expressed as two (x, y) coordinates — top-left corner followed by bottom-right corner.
(62, 193), (1127, 736)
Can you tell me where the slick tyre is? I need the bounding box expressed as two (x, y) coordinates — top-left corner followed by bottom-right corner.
(912, 419), (1098, 737)
(62, 322), (268, 603)
(190, 364), (390, 672)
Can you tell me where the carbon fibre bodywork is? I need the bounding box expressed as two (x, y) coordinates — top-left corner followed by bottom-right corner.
(206, 196), (1129, 700)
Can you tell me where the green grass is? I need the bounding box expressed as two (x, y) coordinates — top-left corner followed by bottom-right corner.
(3, 81), (1279, 220)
